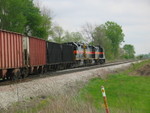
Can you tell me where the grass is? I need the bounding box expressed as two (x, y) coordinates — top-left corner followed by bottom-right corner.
(2, 81), (99, 113)
(125, 59), (150, 74)
(2, 59), (150, 113)
(1, 96), (51, 113)
(79, 59), (150, 113)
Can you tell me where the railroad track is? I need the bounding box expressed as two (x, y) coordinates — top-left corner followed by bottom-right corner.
(0, 60), (138, 86)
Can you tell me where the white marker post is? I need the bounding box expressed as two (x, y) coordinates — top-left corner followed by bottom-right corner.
(101, 86), (110, 113)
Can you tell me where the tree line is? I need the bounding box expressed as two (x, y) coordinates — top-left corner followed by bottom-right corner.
(137, 53), (150, 59)
(81, 22), (135, 60)
(0, 0), (135, 60)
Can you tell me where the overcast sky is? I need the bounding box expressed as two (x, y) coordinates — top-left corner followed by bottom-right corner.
(36, 0), (150, 55)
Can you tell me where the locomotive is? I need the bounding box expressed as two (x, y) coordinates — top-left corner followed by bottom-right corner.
(0, 30), (105, 80)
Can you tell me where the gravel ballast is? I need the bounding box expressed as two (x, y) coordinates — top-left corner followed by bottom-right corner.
(0, 62), (133, 109)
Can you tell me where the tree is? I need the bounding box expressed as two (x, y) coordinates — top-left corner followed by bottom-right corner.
(0, 0), (52, 40)
(51, 25), (64, 43)
(34, 3), (53, 40)
(63, 31), (85, 43)
(82, 23), (95, 44)
(136, 53), (150, 59)
(123, 44), (135, 59)
(92, 25), (113, 59)
(81, 21), (125, 60)
(0, 0), (26, 33)
(104, 21), (124, 58)
(93, 25), (107, 46)
(22, 0), (49, 39)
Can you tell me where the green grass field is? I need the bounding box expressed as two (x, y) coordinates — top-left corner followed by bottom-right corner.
(79, 60), (150, 113)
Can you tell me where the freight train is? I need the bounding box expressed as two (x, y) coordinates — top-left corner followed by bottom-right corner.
(0, 30), (105, 80)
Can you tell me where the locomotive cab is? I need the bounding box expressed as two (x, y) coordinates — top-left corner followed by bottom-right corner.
(64, 42), (85, 66)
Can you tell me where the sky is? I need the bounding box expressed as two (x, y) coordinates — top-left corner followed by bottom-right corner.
(36, 0), (150, 55)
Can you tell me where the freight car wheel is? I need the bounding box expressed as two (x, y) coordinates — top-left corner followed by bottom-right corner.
(11, 71), (21, 81)
(38, 66), (44, 74)
(43, 67), (47, 73)
(21, 68), (29, 78)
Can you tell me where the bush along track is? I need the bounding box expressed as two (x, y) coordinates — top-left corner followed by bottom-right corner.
(79, 59), (150, 113)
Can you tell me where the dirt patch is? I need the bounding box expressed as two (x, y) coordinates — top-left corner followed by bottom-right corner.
(135, 64), (150, 76)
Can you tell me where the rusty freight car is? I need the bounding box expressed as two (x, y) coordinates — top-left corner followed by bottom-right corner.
(28, 36), (47, 74)
(0, 30), (47, 80)
(0, 30), (25, 80)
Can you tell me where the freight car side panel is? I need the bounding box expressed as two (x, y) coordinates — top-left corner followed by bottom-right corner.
(0, 30), (24, 69)
(29, 37), (46, 66)
(62, 44), (74, 62)
(47, 42), (62, 64)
